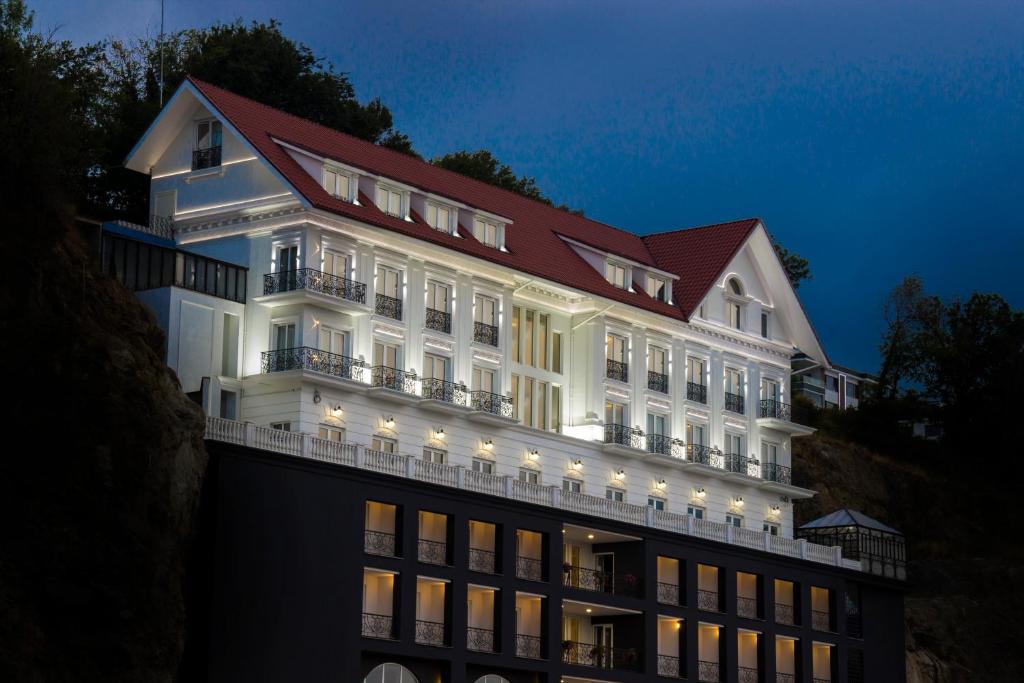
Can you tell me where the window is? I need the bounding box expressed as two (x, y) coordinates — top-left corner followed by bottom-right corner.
(761, 378), (780, 402)
(376, 265), (402, 299)
(323, 249), (351, 279)
(270, 421), (291, 431)
(826, 375), (839, 392)
(728, 277), (743, 295)
(473, 216), (501, 247)
(319, 425), (345, 442)
(524, 310), (534, 365)
(538, 314), (549, 368)
(647, 275), (669, 303)
(537, 381), (548, 431)
(322, 167), (353, 201)
(606, 487), (625, 502)
(687, 356), (706, 385)
(376, 185), (405, 218)
(647, 413), (667, 437)
(648, 497), (666, 510)
(606, 261), (629, 289)
(222, 312), (239, 377)
(272, 322), (296, 350)
(371, 436), (397, 453)
(729, 302), (742, 330)
(763, 522), (780, 536)
(427, 281), (450, 313)
(725, 433), (743, 455)
(472, 366), (496, 393)
(519, 468), (540, 485)
(605, 401), (627, 427)
(648, 345), (667, 375)
(475, 294), (497, 326)
(425, 202), (454, 233)
(422, 353), (449, 382)
(423, 447), (447, 464)
(550, 385), (562, 433)
(687, 505), (705, 519)
(523, 377), (534, 428)
(563, 478), (582, 493)
(511, 374), (520, 419)
(364, 662), (419, 683)
(725, 368), (744, 395)
(275, 244), (299, 273)
(726, 514), (743, 528)
(511, 306), (521, 362)
(761, 311), (770, 338)
(319, 326), (350, 356)
(219, 390), (237, 420)
(195, 119), (222, 151)
(373, 341), (402, 369)
(761, 442), (779, 465)
(686, 422), (706, 446)
(472, 458), (495, 474)
(606, 333), (627, 364)
(552, 332), (562, 373)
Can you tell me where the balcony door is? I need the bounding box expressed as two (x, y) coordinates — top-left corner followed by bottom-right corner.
(276, 245), (299, 273)
(323, 249), (350, 278)
(594, 623), (614, 666)
(319, 327), (349, 357)
(427, 281), (450, 313)
(648, 413), (666, 437)
(762, 442), (778, 465)
(374, 341), (401, 369)
(472, 367), (495, 393)
(761, 378), (780, 402)
(595, 552), (614, 593)
(606, 334), (627, 364)
(605, 401), (627, 427)
(423, 354), (449, 382)
(376, 265), (401, 299)
(648, 345), (667, 374)
(273, 322), (296, 350)
(474, 294), (497, 325)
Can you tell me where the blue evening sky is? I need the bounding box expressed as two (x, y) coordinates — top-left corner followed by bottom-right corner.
(35, 0), (1024, 370)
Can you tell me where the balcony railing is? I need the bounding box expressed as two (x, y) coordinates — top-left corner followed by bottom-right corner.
(648, 370), (668, 393)
(697, 589), (720, 612)
(425, 307), (451, 333)
(468, 547), (497, 574)
(562, 564), (641, 597)
(606, 358), (629, 382)
(812, 609), (831, 632)
(516, 555), (544, 582)
(470, 390), (513, 418)
(725, 391), (745, 414)
(762, 462), (793, 485)
(687, 381), (707, 403)
(515, 634), (542, 659)
(364, 529), (397, 557)
(698, 660), (721, 682)
(604, 424), (643, 449)
(473, 321), (499, 346)
(263, 268), (366, 304)
(371, 365), (417, 394)
(739, 666), (760, 683)
(812, 679), (832, 683)
(657, 581), (680, 605)
(375, 293), (402, 320)
(361, 612), (395, 639)
(421, 377), (468, 405)
(658, 654), (683, 678)
(191, 145), (221, 170)
(262, 347), (364, 380)
(724, 453), (752, 475)
(417, 539), (447, 565)
(561, 640), (640, 671)
(737, 596), (758, 619)
(467, 627), (496, 652)
(688, 443), (712, 465)
(415, 619), (446, 646)
(647, 433), (685, 457)
(760, 398), (792, 421)
(777, 674), (796, 683)
(775, 602), (795, 625)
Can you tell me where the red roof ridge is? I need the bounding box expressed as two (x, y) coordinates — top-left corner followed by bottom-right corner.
(641, 217), (762, 242)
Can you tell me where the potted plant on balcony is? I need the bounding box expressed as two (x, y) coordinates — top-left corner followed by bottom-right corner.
(562, 561), (573, 574)
(590, 644), (606, 663)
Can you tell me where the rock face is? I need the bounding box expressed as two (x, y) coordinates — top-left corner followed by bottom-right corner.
(0, 229), (207, 682)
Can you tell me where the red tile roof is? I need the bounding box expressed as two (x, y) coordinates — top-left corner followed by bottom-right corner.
(189, 77), (760, 322)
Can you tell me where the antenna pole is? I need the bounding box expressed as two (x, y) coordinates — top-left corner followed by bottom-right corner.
(158, 0), (165, 107)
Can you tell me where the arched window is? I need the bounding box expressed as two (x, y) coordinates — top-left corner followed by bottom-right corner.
(364, 663), (419, 683)
(474, 676), (511, 683)
(728, 277), (743, 295)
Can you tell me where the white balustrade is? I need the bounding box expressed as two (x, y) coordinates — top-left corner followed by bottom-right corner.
(511, 479), (552, 506)
(464, 470), (506, 496)
(414, 459), (460, 487)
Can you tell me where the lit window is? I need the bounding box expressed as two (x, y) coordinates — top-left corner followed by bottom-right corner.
(426, 202), (454, 233)
(376, 185), (405, 218)
(647, 275), (670, 303)
(473, 217), (501, 247)
(322, 167), (353, 201)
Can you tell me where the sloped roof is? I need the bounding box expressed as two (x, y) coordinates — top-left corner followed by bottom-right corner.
(800, 508), (902, 534)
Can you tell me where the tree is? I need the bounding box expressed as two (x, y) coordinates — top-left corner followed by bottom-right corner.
(877, 276), (928, 399)
(772, 238), (812, 289)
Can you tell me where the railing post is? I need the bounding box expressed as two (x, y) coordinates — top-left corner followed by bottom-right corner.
(503, 475), (514, 499)
(764, 532), (772, 552)
(244, 421), (255, 447)
(832, 545), (843, 566)
(686, 514), (695, 535)
(645, 505), (655, 527)
(301, 433), (312, 459)
(354, 444), (365, 469)
(455, 466), (465, 489)
(405, 454), (416, 478)
(798, 538), (808, 560)
(726, 525), (734, 545)
(549, 485), (561, 508)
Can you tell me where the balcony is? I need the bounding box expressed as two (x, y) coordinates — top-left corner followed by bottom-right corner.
(812, 609), (831, 632)
(467, 627), (496, 652)
(725, 391), (745, 414)
(361, 612), (395, 639)
(698, 660), (721, 682)
(561, 641), (640, 671)
(658, 654), (683, 678)
(191, 145), (221, 170)
(775, 602), (795, 626)
(516, 555), (543, 582)
(687, 381), (707, 403)
(657, 581), (680, 605)
(647, 433), (686, 458)
(737, 596), (758, 619)
(364, 530), (397, 557)
(697, 589), (720, 612)
(758, 399), (815, 435)
(688, 443), (712, 465)
(421, 378), (468, 408)
(417, 539), (447, 565)
(648, 370), (669, 393)
(777, 674), (796, 683)
(473, 320), (498, 346)
(604, 424), (644, 450)
(515, 634), (542, 659)
(762, 462), (793, 486)
(724, 453), (760, 479)
(370, 365), (417, 395)
(425, 307), (451, 333)
(606, 358), (629, 383)
(468, 547), (497, 574)
(469, 390), (514, 421)
(375, 293), (402, 320)
(261, 347), (364, 382)
(262, 268), (366, 305)
(739, 666), (760, 683)
(415, 619), (445, 646)
(562, 564), (642, 597)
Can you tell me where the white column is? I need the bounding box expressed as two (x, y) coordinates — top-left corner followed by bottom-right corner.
(405, 259), (426, 376)
(631, 324), (647, 432)
(671, 339), (687, 439)
(709, 349), (725, 450)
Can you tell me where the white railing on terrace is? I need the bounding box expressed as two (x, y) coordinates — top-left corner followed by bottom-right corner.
(205, 417), (847, 568)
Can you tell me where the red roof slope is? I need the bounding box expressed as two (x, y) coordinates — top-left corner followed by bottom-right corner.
(188, 77), (757, 321)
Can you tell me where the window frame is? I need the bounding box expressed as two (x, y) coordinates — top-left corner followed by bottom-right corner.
(322, 165), (355, 202)
(606, 260), (630, 289)
(423, 446), (447, 464)
(425, 200), (456, 234)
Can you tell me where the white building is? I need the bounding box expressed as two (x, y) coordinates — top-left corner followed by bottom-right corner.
(117, 77), (845, 553)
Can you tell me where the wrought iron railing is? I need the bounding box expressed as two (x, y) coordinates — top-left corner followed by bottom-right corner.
(847, 612), (864, 639)
(648, 370), (669, 393)
(515, 634), (542, 659)
(562, 565), (641, 596)
(647, 433), (684, 456)
(425, 307), (451, 333)
(812, 609), (831, 632)
(470, 390), (513, 418)
(364, 529), (397, 557)
(775, 602), (795, 625)
(812, 678), (832, 683)
(415, 619), (446, 646)
(657, 581), (680, 605)
(606, 358), (628, 382)
(687, 381), (707, 403)
(516, 555), (543, 581)
(777, 674), (796, 683)
(261, 347), (364, 380)
(473, 321), (499, 346)
(762, 462), (792, 485)
(698, 660), (721, 682)
(263, 268), (366, 304)
(561, 640), (640, 670)
(371, 365), (417, 393)
(421, 377), (468, 405)
(468, 547), (497, 574)
(361, 612), (395, 639)
(739, 666), (760, 683)
(375, 293), (402, 320)
(760, 398), (792, 421)
(725, 391), (745, 414)
(417, 539), (447, 565)
(604, 424), (643, 449)
(697, 589), (720, 612)
(192, 145), (221, 170)
(737, 596), (758, 619)
(724, 453), (751, 474)
(658, 654), (683, 678)
(467, 627), (496, 652)
(688, 443), (712, 465)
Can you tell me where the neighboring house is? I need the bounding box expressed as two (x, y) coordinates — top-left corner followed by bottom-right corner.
(106, 78), (905, 683)
(791, 353), (877, 410)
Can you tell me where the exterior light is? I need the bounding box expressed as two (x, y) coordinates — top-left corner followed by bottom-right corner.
(332, 404), (343, 417)
(696, 487), (706, 498)
(528, 449), (540, 461)
(585, 608), (592, 614)
(587, 533), (595, 540)
(770, 505), (781, 515)
(735, 496), (745, 507)
(572, 459), (583, 470)
(384, 416), (395, 429)
(435, 427), (445, 439)
(312, 389), (321, 404)
(657, 479), (667, 490)
(615, 469), (626, 480)
(484, 439), (494, 450)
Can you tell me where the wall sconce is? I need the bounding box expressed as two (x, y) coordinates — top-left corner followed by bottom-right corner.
(696, 487), (706, 498)
(331, 404), (343, 417)
(435, 427), (445, 439)
(615, 469), (626, 480)
(770, 505), (781, 515)
(656, 479), (667, 490)
(312, 389), (321, 404)
(735, 496), (745, 507)
(571, 459), (583, 471)
(483, 439), (494, 450)
(527, 449), (540, 461)
(384, 416), (395, 429)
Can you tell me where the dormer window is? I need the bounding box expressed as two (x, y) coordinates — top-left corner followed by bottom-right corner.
(426, 202), (455, 234)
(376, 185), (406, 219)
(606, 261), (629, 289)
(473, 216), (502, 248)
(647, 275), (670, 303)
(322, 166), (354, 202)
(193, 119), (222, 170)
(728, 277), (743, 296)
(725, 277), (745, 331)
